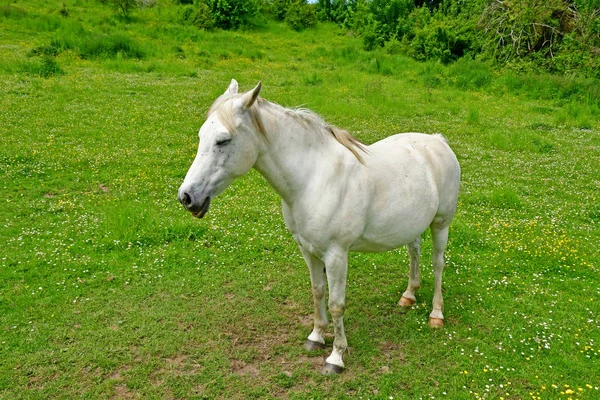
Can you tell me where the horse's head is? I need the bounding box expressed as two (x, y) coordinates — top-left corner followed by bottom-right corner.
(178, 79), (263, 218)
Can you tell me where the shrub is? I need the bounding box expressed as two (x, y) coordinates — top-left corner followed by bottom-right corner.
(361, 21), (385, 50)
(192, 2), (214, 30)
(479, 0), (600, 75)
(285, 0), (317, 31)
(179, 3), (214, 30)
(271, 0), (291, 21)
(409, 16), (474, 64)
(316, 0), (350, 23)
(207, 0), (257, 30)
(344, 0), (371, 34)
(384, 38), (402, 54)
(480, 0), (577, 62)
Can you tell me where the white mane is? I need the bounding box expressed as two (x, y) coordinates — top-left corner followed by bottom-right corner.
(208, 95), (368, 163)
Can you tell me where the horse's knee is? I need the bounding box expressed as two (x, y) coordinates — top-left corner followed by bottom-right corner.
(312, 283), (325, 299)
(328, 302), (345, 318)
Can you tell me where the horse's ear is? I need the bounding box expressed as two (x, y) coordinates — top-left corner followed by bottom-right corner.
(240, 81), (262, 109)
(225, 79), (239, 95)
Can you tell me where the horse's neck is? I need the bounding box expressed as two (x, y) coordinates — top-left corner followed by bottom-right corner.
(253, 116), (350, 205)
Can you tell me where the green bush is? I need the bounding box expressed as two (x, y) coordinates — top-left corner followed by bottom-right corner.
(409, 14), (474, 64)
(343, 0), (371, 35)
(271, 0), (291, 21)
(192, 2), (214, 30)
(361, 21), (385, 51)
(178, 3), (214, 30)
(207, 0), (257, 30)
(285, 1), (317, 31)
(316, 0), (350, 24)
(314, 0), (597, 75)
(479, 0), (599, 75)
(384, 38), (402, 54)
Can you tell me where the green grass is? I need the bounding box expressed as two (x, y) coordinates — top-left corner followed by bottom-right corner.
(1, 1), (599, 399)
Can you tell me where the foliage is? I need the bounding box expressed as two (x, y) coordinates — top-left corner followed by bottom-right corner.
(480, 0), (577, 61)
(285, 0), (317, 31)
(207, 0), (257, 29)
(178, 2), (214, 30)
(407, 9), (478, 64)
(271, 0), (291, 20)
(479, 0), (600, 75)
(108, 0), (137, 18)
(316, 0), (351, 23)
(318, 0), (599, 76)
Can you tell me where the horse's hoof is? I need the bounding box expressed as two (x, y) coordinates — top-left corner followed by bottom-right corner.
(429, 317), (444, 328)
(398, 296), (415, 307)
(321, 362), (344, 374)
(303, 339), (325, 351)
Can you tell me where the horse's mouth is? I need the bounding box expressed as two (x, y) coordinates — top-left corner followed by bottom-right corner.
(191, 196), (211, 218)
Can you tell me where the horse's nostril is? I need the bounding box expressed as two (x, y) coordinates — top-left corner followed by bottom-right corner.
(180, 192), (192, 207)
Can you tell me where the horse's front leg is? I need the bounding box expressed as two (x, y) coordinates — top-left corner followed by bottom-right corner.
(322, 247), (349, 374)
(299, 246), (328, 350)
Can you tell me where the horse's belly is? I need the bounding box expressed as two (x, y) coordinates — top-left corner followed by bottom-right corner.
(349, 237), (407, 252)
(349, 214), (432, 252)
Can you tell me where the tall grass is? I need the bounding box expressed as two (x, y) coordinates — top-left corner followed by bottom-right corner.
(51, 33), (147, 59)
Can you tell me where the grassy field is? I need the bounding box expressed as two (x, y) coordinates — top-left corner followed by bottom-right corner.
(1, 1), (600, 399)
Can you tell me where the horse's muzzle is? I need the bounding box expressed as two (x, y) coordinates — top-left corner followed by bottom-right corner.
(178, 191), (211, 218)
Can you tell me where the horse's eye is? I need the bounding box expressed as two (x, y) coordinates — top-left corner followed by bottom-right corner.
(216, 138), (231, 146)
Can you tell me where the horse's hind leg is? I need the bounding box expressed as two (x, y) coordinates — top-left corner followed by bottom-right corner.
(429, 222), (450, 328)
(399, 236), (421, 307)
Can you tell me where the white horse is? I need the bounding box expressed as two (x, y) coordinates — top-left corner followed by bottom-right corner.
(178, 80), (460, 373)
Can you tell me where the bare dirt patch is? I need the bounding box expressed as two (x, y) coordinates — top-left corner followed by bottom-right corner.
(150, 353), (204, 385)
(231, 359), (260, 376)
(111, 384), (136, 399)
(377, 340), (406, 374)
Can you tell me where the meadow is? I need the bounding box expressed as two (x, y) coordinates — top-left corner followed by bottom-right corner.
(1, 1), (599, 398)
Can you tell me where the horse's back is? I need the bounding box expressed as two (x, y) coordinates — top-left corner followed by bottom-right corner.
(368, 132), (460, 202)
